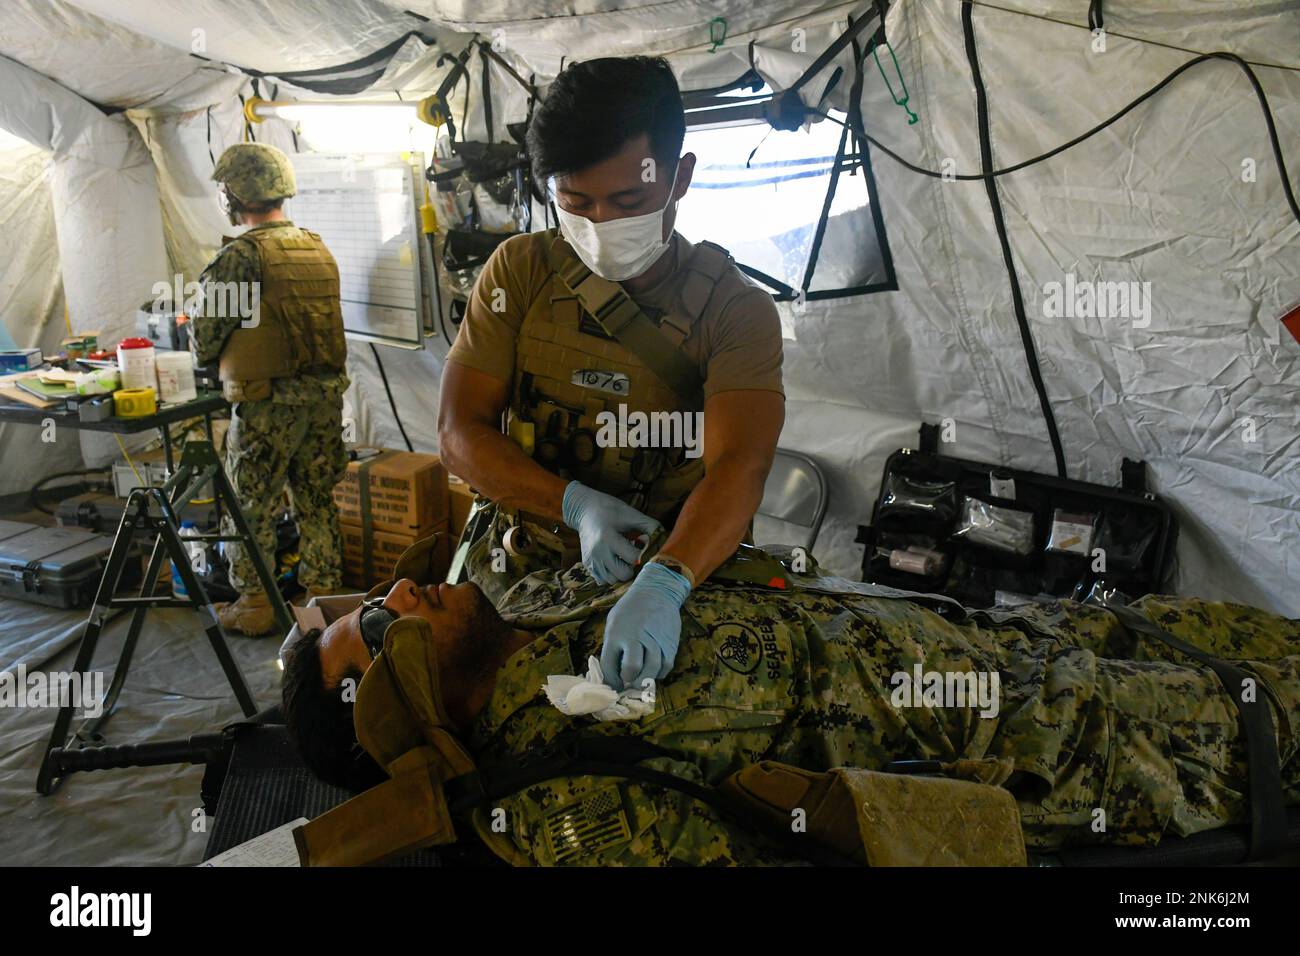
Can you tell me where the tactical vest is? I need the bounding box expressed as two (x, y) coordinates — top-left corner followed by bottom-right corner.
(217, 227), (347, 403)
(506, 230), (733, 524)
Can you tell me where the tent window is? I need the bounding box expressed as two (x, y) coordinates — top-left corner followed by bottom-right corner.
(677, 110), (895, 301)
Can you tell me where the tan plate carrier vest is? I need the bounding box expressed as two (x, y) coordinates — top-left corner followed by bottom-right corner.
(217, 227), (348, 403)
(506, 230), (733, 524)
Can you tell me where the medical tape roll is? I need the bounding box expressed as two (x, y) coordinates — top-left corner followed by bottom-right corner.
(113, 387), (157, 418)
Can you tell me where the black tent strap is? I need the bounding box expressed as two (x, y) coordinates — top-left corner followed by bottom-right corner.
(786, 5), (885, 97)
(198, 29), (434, 97)
(961, 2), (1067, 478)
(477, 41), (539, 99)
(249, 30), (428, 80)
(1088, 0), (1105, 32)
(479, 44), (494, 143)
(801, 104), (851, 293)
(800, 29), (872, 296)
(737, 263), (797, 301)
(814, 50), (1299, 226)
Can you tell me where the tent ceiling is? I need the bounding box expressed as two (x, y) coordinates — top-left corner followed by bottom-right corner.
(0, 0), (873, 112)
(0, 0), (446, 111)
(64, 0), (428, 74)
(0, 0), (230, 110)
(392, 0), (867, 85)
(1, 1), (1295, 115)
(984, 1), (1299, 69)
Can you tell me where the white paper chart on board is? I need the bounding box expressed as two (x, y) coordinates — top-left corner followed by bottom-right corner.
(286, 152), (427, 349)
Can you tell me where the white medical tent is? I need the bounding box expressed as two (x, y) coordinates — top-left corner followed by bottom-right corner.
(0, 3), (1296, 609)
(0, 0), (1298, 869)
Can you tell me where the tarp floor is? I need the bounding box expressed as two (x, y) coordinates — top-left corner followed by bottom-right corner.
(0, 596), (283, 866)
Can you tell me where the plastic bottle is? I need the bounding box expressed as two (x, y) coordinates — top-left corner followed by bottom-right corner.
(116, 336), (157, 391)
(172, 520), (198, 598)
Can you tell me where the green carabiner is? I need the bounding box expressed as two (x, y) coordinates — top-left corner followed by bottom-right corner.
(708, 17), (728, 53)
(871, 40), (919, 125)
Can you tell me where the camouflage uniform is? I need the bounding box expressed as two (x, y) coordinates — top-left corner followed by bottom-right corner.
(462, 502), (573, 606)
(465, 565), (1299, 865)
(192, 221), (350, 591)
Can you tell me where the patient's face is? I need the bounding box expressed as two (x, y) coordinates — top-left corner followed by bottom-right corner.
(317, 579), (491, 686)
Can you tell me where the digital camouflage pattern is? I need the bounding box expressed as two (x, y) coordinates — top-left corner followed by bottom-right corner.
(211, 142), (297, 203)
(222, 397), (348, 592)
(193, 221), (350, 593)
(464, 562), (1299, 865)
(463, 503), (574, 606)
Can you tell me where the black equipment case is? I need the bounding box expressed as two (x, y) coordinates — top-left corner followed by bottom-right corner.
(0, 520), (141, 610)
(856, 424), (1178, 608)
(56, 492), (218, 535)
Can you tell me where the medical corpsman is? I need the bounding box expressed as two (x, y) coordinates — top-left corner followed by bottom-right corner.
(438, 56), (786, 692)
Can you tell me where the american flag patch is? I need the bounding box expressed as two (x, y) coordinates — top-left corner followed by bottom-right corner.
(543, 786), (632, 864)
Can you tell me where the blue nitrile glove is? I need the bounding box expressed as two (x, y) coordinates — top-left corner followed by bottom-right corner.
(599, 561), (692, 692)
(562, 481), (661, 585)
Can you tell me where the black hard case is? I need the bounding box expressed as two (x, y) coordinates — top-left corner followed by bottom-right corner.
(0, 520), (141, 610)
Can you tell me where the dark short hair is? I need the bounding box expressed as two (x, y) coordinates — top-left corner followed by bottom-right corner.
(281, 627), (383, 791)
(527, 56), (686, 185)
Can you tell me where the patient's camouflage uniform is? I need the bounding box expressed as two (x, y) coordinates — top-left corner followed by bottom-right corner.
(462, 502), (574, 606)
(467, 566), (1299, 865)
(191, 221), (350, 591)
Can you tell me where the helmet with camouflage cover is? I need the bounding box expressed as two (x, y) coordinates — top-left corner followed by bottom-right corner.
(212, 142), (297, 203)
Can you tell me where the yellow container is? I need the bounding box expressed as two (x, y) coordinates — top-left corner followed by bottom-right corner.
(113, 387), (157, 418)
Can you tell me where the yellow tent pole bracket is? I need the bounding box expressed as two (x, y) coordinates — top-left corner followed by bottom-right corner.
(243, 96), (268, 125)
(417, 95), (447, 127)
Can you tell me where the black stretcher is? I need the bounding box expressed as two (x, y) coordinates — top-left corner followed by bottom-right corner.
(191, 718), (1299, 867)
(199, 721), (452, 866)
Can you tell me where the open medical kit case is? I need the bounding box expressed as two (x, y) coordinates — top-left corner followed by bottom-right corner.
(856, 424), (1178, 608)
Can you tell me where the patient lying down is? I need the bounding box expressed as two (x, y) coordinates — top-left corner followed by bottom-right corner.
(282, 565), (1299, 866)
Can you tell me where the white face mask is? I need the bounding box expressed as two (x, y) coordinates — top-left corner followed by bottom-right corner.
(553, 165), (679, 281)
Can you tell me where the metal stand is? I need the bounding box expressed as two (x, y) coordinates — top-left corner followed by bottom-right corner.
(35, 439), (292, 795)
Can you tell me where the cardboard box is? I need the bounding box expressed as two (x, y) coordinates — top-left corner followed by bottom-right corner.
(447, 474), (476, 534)
(333, 449), (449, 536)
(339, 520), (449, 591)
(280, 592), (366, 668)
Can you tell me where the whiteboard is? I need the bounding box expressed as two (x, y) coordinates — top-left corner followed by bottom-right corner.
(286, 152), (427, 349)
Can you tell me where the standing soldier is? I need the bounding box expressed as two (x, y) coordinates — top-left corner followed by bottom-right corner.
(190, 142), (350, 636)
